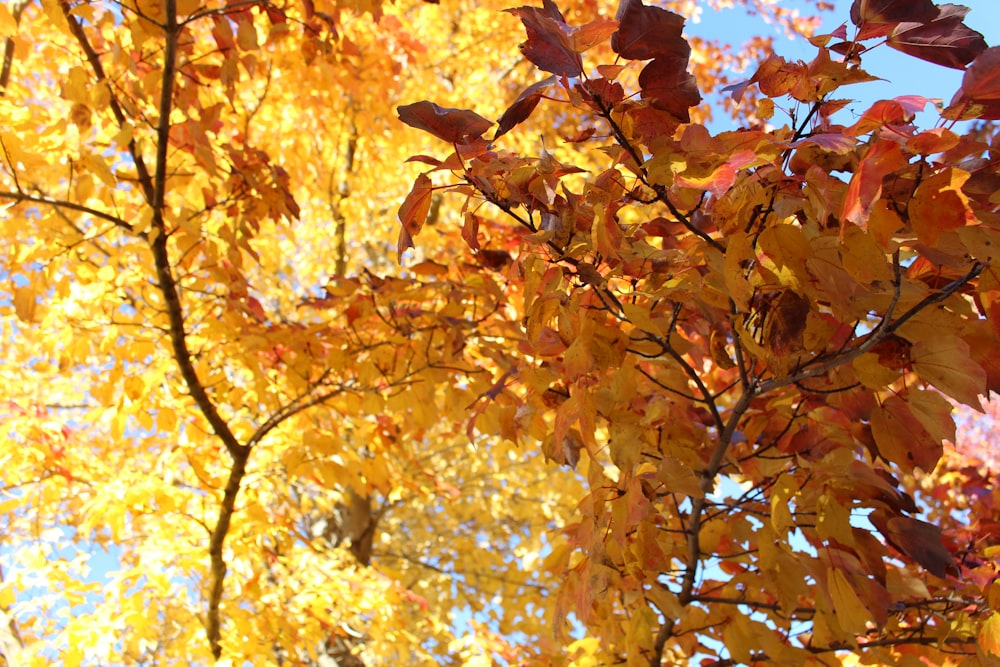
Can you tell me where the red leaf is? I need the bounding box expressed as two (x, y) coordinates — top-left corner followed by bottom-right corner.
(887, 5), (988, 70)
(579, 77), (625, 111)
(611, 0), (690, 61)
(462, 212), (482, 251)
(850, 0), (937, 40)
(947, 47), (1000, 120)
(505, 1), (583, 77)
(871, 511), (958, 578)
(637, 57), (701, 122)
(844, 96), (931, 135)
(397, 173), (434, 262)
(962, 46), (1000, 100)
(494, 76), (557, 141)
(397, 101), (493, 144)
(841, 139), (908, 227)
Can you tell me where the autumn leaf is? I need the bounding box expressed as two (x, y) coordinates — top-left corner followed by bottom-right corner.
(887, 4), (988, 70)
(946, 47), (1000, 120)
(911, 335), (987, 409)
(870, 394), (944, 472)
(870, 511), (958, 578)
(979, 613), (1000, 665)
(842, 139), (908, 227)
(611, 0), (690, 61)
(849, 0), (938, 40)
(494, 76), (557, 141)
(397, 101), (494, 143)
(637, 56), (702, 121)
(505, 1), (583, 77)
(397, 173), (434, 261)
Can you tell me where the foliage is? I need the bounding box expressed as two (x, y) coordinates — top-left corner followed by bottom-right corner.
(398, 0), (1000, 664)
(0, 0), (996, 666)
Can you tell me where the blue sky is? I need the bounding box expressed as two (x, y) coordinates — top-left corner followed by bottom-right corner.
(696, 0), (999, 128)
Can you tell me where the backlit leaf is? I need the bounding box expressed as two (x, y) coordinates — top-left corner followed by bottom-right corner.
(611, 0), (689, 61)
(494, 76), (557, 141)
(887, 5), (988, 70)
(397, 101), (493, 144)
(912, 335), (987, 409)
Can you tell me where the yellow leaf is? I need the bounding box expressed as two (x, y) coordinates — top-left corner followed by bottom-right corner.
(12, 284), (36, 323)
(770, 474), (796, 535)
(236, 19), (258, 51)
(979, 613), (1000, 666)
(97, 265), (116, 283)
(912, 335), (987, 409)
(828, 568), (872, 635)
(0, 4), (17, 38)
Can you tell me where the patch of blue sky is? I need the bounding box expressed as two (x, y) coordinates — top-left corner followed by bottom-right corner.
(693, 0), (999, 131)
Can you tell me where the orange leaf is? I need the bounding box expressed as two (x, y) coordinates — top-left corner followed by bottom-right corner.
(911, 335), (987, 409)
(978, 613), (1000, 665)
(910, 168), (976, 246)
(396, 173), (433, 261)
(870, 394), (943, 472)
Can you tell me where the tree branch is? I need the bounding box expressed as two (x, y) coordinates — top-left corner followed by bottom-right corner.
(0, 189), (135, 235)
(759, 260), (983, 394)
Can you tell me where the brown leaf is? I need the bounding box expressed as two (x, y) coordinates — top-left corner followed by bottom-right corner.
(887, 5), (988, 70)
(397, 101), (494, 144)
(871, 512), (958, 578)
(850, 0), (937, 40)
(494, 76), (556, 141)
(611, 0), (690, 61)
(396, 173), (433, 261)
(637, 57), (701, 122)
(505, 1), (583, 77)
(764, 290), (810, 356)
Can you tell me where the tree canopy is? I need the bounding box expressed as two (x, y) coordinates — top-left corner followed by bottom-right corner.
(0, 0), (998, 665)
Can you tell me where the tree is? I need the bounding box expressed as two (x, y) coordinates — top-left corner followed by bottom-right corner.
(0, 0), (828, 664)
(0, 0), (585, 663)
(0, 1), (996, 667)
(398, 0), (1000, 664)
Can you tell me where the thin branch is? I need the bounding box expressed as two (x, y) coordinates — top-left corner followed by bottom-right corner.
(59, 0), (156, 205)
(759, 260), (983, 394)
(0, 190), (135, 234)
